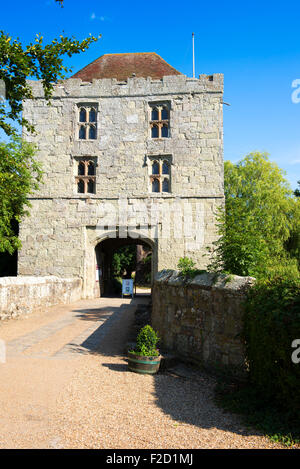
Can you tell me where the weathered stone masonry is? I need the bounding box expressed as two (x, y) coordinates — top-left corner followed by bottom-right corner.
(0, 276), (82, 320)
(152, 270), (255, 377)
(19, 69), (224, 298)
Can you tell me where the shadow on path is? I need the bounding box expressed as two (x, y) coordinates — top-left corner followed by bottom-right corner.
(86, 298), (266, 441)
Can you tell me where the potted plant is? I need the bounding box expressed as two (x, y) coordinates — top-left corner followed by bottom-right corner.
(128, 325), (161, 374)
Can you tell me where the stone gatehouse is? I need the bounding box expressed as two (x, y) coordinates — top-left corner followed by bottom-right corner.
(18, 52), (224, 298)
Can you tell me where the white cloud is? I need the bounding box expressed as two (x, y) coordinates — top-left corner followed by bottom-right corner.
(90, 12), (107, 21)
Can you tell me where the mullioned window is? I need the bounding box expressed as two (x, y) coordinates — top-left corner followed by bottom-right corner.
(77, 104), (98, 140)
(149, 102), (170, 138)
(75, 157), (96, 194)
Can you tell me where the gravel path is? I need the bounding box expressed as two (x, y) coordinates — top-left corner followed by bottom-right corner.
(0, 295), (285, 449)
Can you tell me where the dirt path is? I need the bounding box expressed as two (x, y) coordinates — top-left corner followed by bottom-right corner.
(0, 295), (284, 449)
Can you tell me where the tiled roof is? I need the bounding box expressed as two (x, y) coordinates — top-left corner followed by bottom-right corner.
(71, 52), (182, 81)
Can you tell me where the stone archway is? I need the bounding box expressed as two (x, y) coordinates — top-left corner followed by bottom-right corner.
(95, 236), (154, 297)
(83, 229), (157, 298)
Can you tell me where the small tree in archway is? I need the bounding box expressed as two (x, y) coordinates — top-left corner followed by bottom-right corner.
(112, 245), (137, 278)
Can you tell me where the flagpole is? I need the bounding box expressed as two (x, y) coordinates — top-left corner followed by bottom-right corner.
(192, 32), (195, 78)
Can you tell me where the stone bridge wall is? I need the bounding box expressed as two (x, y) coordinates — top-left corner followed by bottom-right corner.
(0, 276), (82, 320)
(152, 270), (255, 378)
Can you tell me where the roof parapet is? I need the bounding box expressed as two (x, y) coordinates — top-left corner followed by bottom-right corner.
(26, 73), (223, 99)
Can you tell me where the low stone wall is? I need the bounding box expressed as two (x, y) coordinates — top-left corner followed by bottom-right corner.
(152, 270), (255, 378)
(0, 276), (82, 320)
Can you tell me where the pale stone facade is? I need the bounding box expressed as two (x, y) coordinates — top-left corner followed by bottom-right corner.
(152, 270), (255, 378)
(0, 276), (82, 320)
(19, 68), (224, 298)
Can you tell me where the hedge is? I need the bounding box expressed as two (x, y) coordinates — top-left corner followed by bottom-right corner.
(244, 276), (300, 414)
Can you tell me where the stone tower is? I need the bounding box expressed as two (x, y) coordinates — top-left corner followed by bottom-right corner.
(19, 52), (224, 298)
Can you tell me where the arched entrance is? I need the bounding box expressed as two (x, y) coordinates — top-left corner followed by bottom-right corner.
(93, 234), (156, 297)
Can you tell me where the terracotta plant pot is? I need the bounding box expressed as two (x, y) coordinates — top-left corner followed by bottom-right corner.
(128, 352), (161, 374)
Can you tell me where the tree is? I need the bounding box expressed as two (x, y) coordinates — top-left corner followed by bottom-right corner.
(0, 0), (100, 263)
(207, 152), (300, 279)
(0, 137), (42, 254)
(294, 180), (300, 197)
(0, 29), (99, 136)
(112, 246), (137, 278)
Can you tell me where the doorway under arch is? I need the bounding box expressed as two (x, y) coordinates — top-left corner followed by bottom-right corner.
(94, 235), (155, 297)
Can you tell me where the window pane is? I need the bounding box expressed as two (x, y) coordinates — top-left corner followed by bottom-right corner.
(162, 178), (169, 192)
(89, 108), (96, 122)
(88, 161), (95, 175)
(79, 126), (86, 139)
(151, 125), (159, 138)
(152, 179), (160, 193)
(87, 180), (94, 194)
(151, 108), (159, 120)
(77, 179), (85, 193)
(161, 107), (168, 120)
(161, 124), (169, 138)
(78, 162), (85, 176)
(79, 108), (86, 122)
(162, 161), (169, 175)
(89, 125), (96, 139)
(152, 161), (159, 175)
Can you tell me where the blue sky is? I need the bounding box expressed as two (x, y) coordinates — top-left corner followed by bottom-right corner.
(2, 0), (300, 190)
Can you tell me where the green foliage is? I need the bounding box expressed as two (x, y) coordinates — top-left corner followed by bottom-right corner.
(206, 152), (300, 279)
(177, 256), (205, 279)
(215, 274), (300, 446)
(0, 137), (43, 254)
(209, 155), (300, 444)
(177, 257), (195, 275)
(130, 325), (160, 357)
(0, 24), (99, 136)
(215, 381), (300, 447)
(285, 199), (300, 269)
(112, 245), (137, 277)
(244, 275), (300, 416)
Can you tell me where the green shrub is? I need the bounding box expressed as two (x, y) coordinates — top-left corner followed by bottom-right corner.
(177, 257), (204, 279)
(130, 325), (160, 357)
(244, 275), (300, 414)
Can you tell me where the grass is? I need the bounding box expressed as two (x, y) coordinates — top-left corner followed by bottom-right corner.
(214, 379), (300, 448)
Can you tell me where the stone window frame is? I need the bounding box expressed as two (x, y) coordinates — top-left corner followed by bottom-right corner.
(76, 103), (98, 141)
(147, 155), (172, 193)
(149, 101), (171, 139)
(74, 156), (97, 195)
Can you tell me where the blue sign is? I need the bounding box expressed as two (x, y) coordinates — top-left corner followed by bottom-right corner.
(122, 279), (134, 297)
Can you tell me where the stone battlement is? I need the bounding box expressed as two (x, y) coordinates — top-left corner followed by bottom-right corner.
(26, 73), (223, 99)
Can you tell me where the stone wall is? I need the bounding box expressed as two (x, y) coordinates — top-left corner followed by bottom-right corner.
(0, 276), (82, 320)
(152, 270), (255, 378)
(18, 73), (224, 298)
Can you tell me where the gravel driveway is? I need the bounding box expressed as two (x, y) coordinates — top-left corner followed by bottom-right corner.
(0, 295), (285, 449)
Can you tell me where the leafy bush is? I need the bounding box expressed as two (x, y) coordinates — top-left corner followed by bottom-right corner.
(206, 153), (300, 279)
(244, 275), (300, 414)
(112, 245), (136, 277)
(215, 380), (300, 447)
(130, 325), (160, 357)
(215, 274), (300, 446)
(177, 257), (204, 279)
